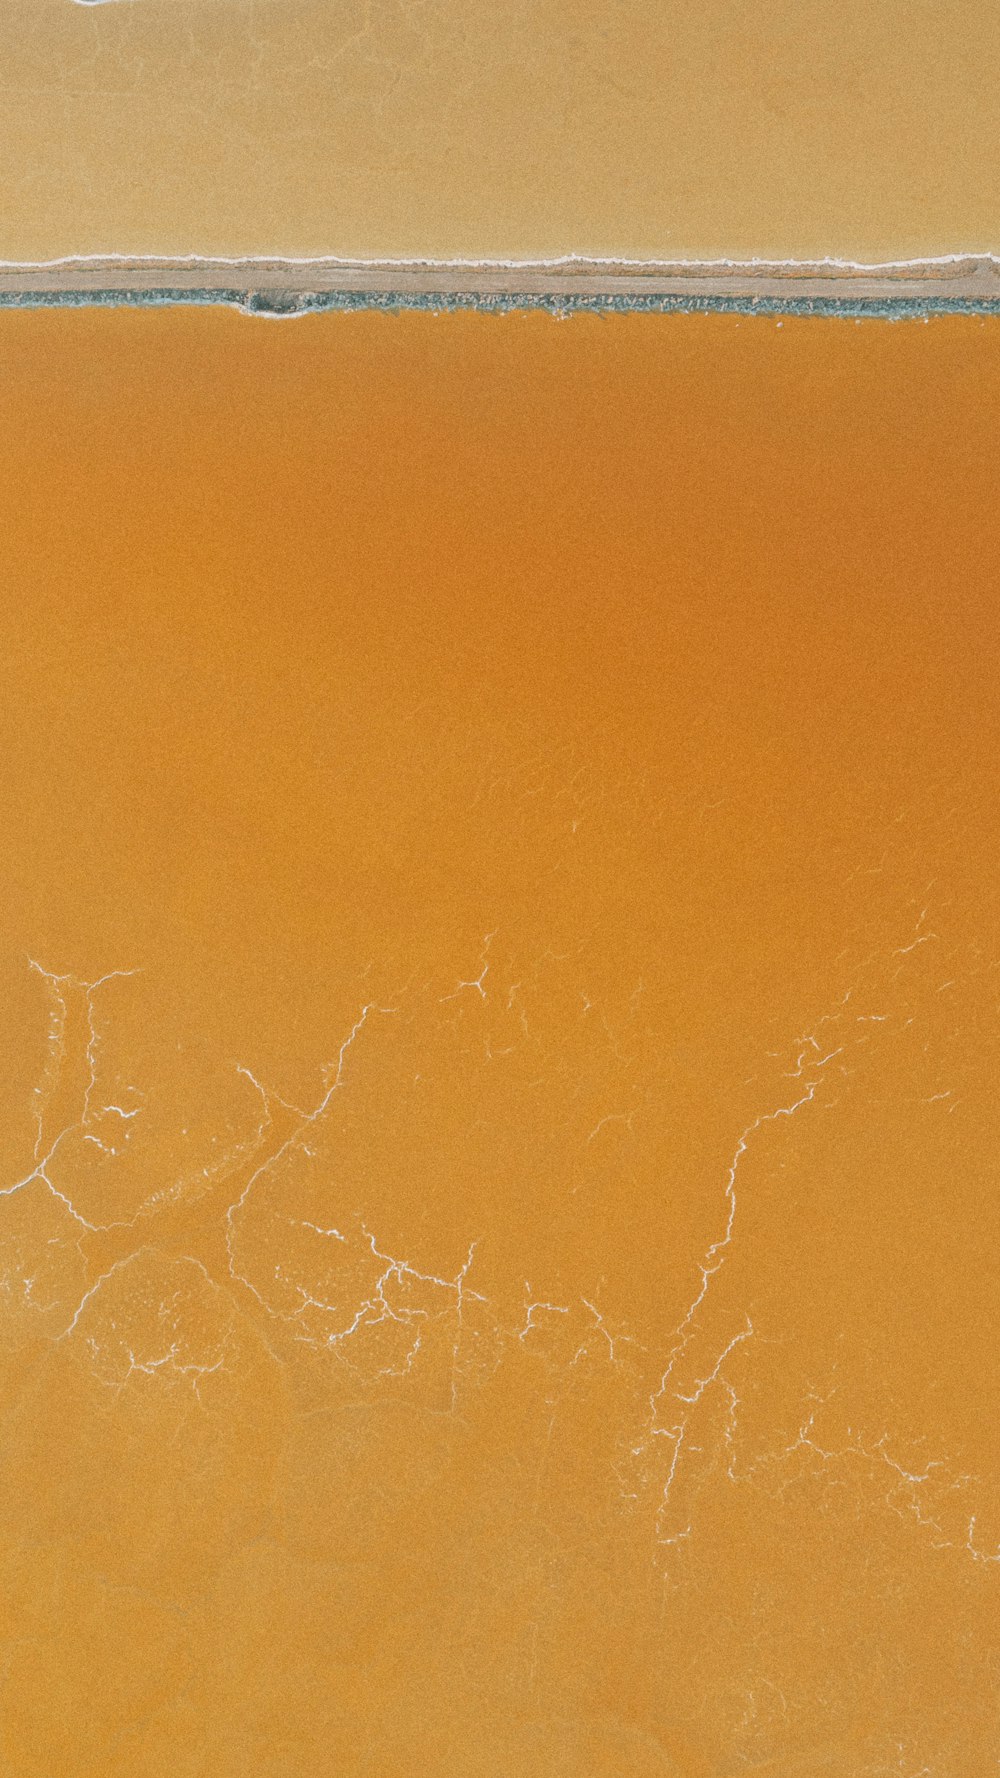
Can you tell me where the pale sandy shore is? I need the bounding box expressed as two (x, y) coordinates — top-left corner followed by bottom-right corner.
(2, 254), (1000, 310)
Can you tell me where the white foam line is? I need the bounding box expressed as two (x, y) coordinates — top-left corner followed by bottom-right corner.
(1, 251), (999, 273)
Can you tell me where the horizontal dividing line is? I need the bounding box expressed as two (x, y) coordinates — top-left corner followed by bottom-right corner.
(1, 292), (999, 320)
(2, 256), (1000, 313)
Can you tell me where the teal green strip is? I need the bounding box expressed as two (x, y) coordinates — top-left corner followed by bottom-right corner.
(2, 287), (999, 318)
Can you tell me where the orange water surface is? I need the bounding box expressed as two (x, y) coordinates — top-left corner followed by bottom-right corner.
(0, 305), (998, 1775)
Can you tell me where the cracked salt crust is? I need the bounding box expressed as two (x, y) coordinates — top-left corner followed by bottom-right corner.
(4, 921), (998, 1564)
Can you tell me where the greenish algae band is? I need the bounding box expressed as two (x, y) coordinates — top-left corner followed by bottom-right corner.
(3, 288), (1000, 318)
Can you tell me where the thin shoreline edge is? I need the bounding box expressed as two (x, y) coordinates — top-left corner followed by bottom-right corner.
(3, 254), (1000, 314)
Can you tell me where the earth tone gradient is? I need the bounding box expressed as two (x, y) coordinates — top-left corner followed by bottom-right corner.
(0, 304), (998, 1774)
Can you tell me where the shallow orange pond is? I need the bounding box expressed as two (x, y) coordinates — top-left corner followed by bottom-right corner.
(0, 305), (998, 1775)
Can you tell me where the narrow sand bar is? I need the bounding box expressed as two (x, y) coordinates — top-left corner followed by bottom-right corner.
(3, 254), (1000, 312)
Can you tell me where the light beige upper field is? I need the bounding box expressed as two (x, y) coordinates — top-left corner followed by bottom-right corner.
(3, 0), (1000, 264)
